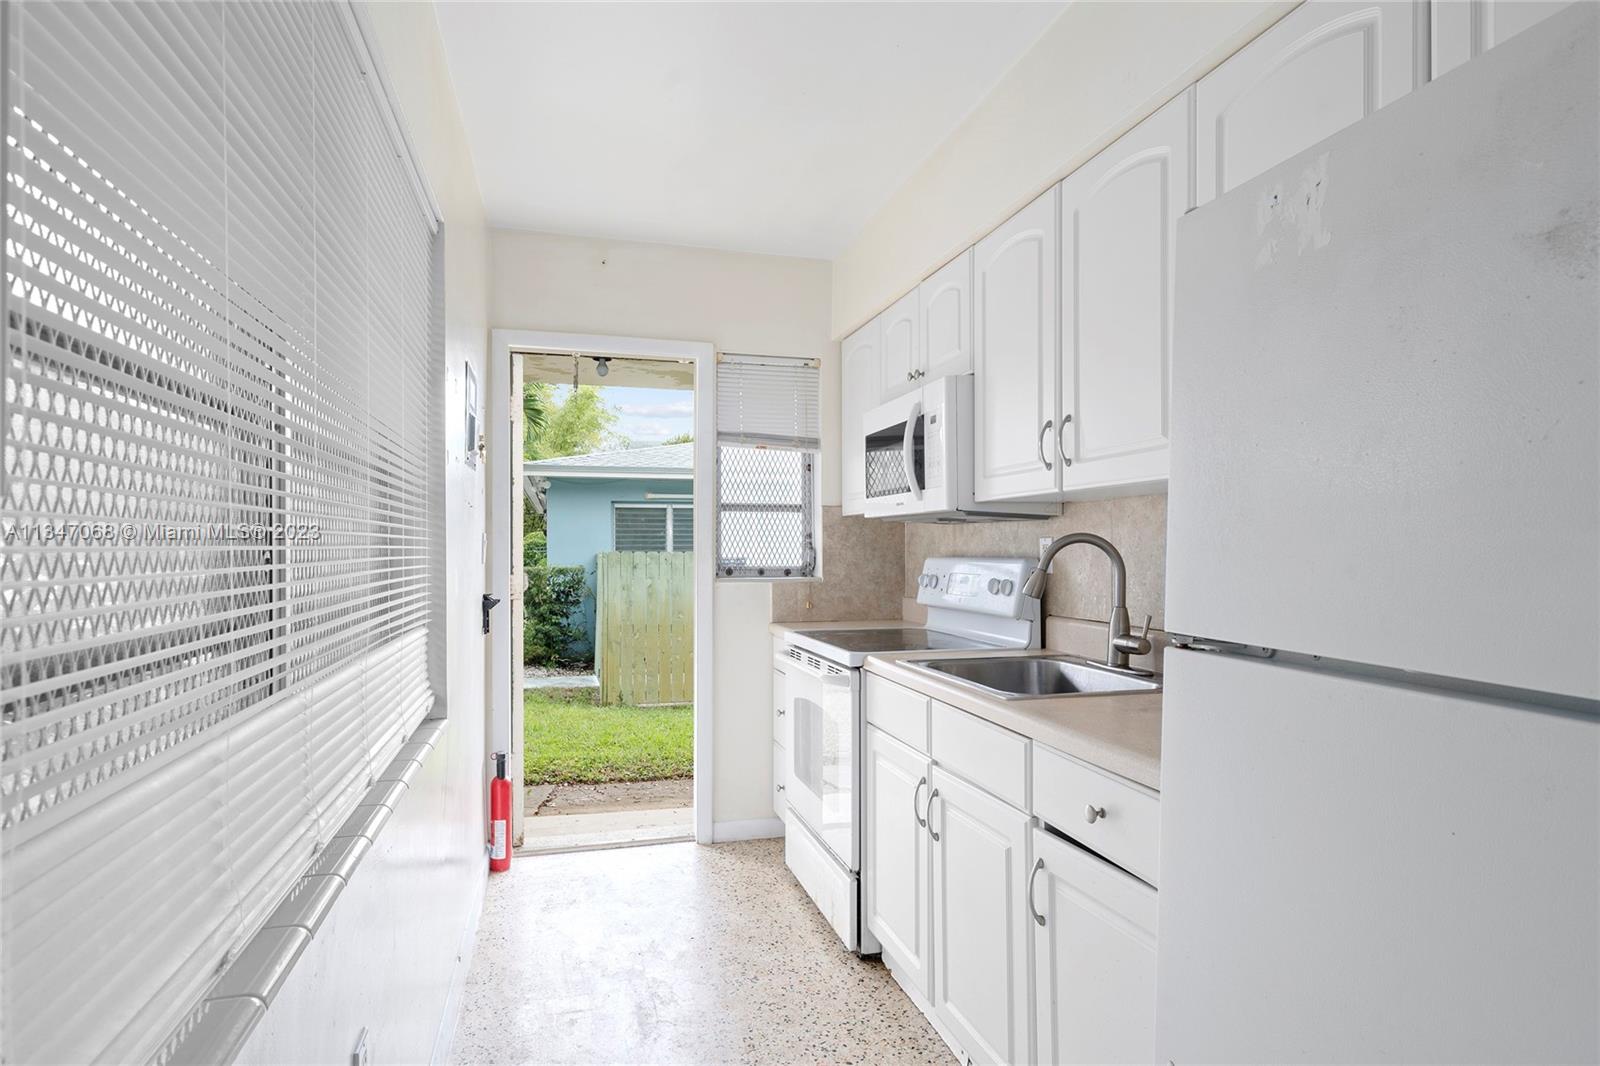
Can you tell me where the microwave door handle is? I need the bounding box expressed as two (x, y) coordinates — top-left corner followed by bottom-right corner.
(901, 402), (924, 500)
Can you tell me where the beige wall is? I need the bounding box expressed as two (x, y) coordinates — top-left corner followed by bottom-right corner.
(490, 228), (835, 826)
(239, 4), (491, 1063)
(830, 0), (1295, 338)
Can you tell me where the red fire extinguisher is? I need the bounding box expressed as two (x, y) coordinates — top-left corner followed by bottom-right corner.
(489, 752), (511, 873)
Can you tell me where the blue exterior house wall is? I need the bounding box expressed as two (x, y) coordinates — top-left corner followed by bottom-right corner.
(544, 476), (691, 652)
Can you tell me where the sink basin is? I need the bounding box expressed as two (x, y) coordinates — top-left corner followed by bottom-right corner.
(909, 655), (1160, 700)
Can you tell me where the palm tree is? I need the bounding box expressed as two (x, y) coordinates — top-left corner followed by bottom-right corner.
(522, 382), (550, 459)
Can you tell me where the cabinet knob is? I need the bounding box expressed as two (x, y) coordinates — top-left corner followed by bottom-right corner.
(1085, 804), (1106, 824)
(776, 707), (785, 716)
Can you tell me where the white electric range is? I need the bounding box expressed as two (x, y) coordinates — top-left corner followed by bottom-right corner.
(775, 556), (1041, 953)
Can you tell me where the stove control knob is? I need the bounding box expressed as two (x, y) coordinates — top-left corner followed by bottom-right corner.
(987, 578), (1002, 594)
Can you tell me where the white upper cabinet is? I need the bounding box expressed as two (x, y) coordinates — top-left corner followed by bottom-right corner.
(1195, 0), (1423, 205)
(919, 250), (974, 382)
(973, 187), (1060, 502)
(1031, 827), (1158, 1065)
(879, 289), (921, 400)
(840, 316), (882, 516)
(1431, 0), (1572, 76)
(1058, 92), (1190, 496)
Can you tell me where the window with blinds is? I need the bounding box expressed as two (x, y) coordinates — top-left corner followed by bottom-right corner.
(714, 354), (819, 578)
(614, 503), (693, 552)
(1, 4), (442, 1064)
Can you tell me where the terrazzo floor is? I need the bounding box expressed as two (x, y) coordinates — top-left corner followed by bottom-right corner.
(452, 838), (955, 1065)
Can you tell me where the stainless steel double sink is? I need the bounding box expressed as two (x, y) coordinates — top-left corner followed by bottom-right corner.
(902, 653), (1160, 701)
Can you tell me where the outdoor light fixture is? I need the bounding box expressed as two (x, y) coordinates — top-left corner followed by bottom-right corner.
(594, 357), (610, 378)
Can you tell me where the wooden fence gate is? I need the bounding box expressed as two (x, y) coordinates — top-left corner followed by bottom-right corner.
(594, 551), (694, 706)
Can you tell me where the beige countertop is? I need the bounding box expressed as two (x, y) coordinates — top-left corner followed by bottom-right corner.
(770, 620), (1162, 791)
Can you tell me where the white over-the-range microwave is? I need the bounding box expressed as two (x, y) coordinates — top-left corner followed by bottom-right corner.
(862, 373), (1057, 521)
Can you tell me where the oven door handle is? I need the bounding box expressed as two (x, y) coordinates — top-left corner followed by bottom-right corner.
(901, 401), (923, 501)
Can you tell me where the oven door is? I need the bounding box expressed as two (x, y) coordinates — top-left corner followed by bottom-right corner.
(863, 394), (925, 515)
(784, 651), (858, 870)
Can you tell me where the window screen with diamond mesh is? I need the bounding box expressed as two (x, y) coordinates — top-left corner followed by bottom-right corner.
(1, 4), (441, 1062)
(714, 355), (818, 578)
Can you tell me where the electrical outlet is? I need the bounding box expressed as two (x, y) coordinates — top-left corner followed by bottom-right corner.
(1038, 536), (1057, 572)
(352, 1028), (370, 1066)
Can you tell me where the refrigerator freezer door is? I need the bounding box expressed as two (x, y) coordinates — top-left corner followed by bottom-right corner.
(1155, 649), (1600, 1063)
(1166, 5), (1598, 700)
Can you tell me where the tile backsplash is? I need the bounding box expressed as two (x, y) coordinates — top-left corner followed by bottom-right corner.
(902, 493), (1168, 630)
(776, 495), (1168, 641)
(771, 506), (906, 623)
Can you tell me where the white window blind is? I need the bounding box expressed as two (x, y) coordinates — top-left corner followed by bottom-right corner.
(1, 4), (441, 1064)
(614, 502), (693, 552)
(715, 354), (819, 578)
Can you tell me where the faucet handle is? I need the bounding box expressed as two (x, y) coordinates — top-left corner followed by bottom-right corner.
(1113, 614), (1154, 658)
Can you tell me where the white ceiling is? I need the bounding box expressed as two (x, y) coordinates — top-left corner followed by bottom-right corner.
(434, 2), (1065, 259)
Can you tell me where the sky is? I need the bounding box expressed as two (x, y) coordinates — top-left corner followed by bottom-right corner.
(547, 383), (694, 447)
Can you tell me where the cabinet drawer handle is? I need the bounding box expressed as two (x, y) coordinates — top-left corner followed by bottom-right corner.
(1085, 804), (1106, 824)
(927, 788), (941, 841)
(912, 776), (928, 828)
(1027, 858), (1046, 927)
(1037, 420), (1054, 471)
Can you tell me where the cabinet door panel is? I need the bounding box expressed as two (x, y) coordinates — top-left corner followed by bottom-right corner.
(930, 767), (1031, 1064)
(1032, 828), (1156, 1065)
(879, 289), (920, 400)
(919, 250), (973, 381)
(1196, 0), (1421, 204)
(1432, 0), (1572, 77)
(840, 318), (882, 515)
(1059, 93), (1187, 494)
(773, 666), (791, 752)
(865, 727), (931, 998)
(974, 188), (1059, 501)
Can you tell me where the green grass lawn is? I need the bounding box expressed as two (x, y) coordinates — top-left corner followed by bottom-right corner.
(523, 688), (693, 784)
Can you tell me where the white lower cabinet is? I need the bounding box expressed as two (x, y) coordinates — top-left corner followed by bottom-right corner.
(928, 765), (1032, 1065)
(863, 675), (1160, 1065)
(1030, 827), (1157, 1065)
(864, 726), (931, 999)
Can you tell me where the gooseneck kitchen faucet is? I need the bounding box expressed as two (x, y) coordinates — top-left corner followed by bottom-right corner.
(1022, 532), (1152, 672)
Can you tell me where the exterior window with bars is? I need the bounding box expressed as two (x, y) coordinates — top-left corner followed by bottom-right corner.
(715, 354), (820, 578)
(1, 4), (441, 1063)
(613, 502), (694, 552)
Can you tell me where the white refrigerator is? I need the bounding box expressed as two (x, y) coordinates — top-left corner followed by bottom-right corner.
(1157, 5), (1600, 1063)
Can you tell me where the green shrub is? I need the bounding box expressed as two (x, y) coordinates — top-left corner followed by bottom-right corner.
(523, 527), (547, 569)
(523, 565), (588, 667)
